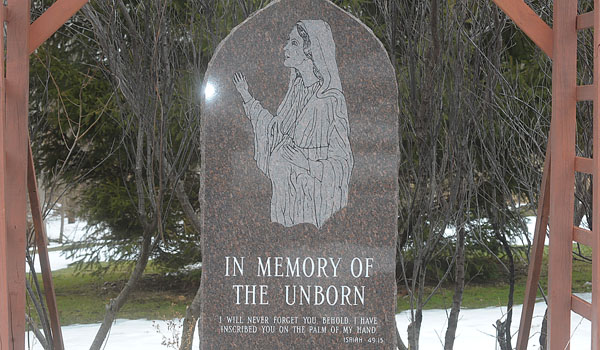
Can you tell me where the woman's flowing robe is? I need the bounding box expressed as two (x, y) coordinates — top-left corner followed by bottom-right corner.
(243, 77), (353, 228)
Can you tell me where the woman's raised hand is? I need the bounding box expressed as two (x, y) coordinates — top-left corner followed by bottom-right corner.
(233, 72), (252, 103)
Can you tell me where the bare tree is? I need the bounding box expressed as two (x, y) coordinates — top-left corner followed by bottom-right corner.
(381, 0), (550, 348)
(82, 1), (205, 348)
(25, 2), (125, 348)
(28, 1), (573, 350)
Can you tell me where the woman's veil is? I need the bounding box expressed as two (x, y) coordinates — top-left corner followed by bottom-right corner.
(299, 20), (343, 94)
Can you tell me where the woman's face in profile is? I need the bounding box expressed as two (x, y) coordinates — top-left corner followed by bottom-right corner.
(284, 27), (308, 68)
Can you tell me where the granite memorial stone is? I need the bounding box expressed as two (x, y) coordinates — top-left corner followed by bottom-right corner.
(201, 0), (398, 348)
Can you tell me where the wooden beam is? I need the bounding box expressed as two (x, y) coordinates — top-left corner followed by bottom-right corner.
(4, 0), (31, 349)
(0, 4), (9, 350)
(572, 294), (592, 320)
(491, 0), (554, 58)
(548, 0), (577, 348)
(27, 144), (64, 350)
(28, 0), (89, 54)
(577, 85), (595, 101)
(573, 226), (594, 247)
(516, 149), (550, 350)
(577, 11), (594, 30)
(592, 1), (600, 349)
(575, 156), (594, 174)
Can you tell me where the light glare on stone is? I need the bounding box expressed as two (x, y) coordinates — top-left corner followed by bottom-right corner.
(205, 83), (216, 100)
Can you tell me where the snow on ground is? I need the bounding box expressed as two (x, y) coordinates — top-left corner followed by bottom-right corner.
(26, 250), (73, 272)
(444, 216), (540, 245)
(45, 216), (89, 247)
(521, 215), (589, 245)
(26, 217), (590, 348)
(26, 319), (199, 350)
(36, 216), (544, 273)
(27, 217), (110, 273)
(396, 293), (591, 349)
(25, 297), (592, 349)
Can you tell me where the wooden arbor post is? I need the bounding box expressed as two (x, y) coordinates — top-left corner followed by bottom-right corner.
(0, 1), (88, 350)
(1, 2), (33, 350)
(491, 0), (599, 349)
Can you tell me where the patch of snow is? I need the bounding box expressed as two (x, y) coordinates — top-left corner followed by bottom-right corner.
(443, 215), (538, 244)
(24, 296), (591, 349)
(26, 319), (198, 350)
(518, 215), (590, 246)
(183, 262), (202, 270)
(28, 218), (591, 348)
(396, 293), (591, 349)
(45, 217), (89, 248)
(27, 218), (116, 273)
(26, 250), (73, 273)
(526, 215), (537, 239)
(26, 245), (115, 273)
(506, 216), (545, 246)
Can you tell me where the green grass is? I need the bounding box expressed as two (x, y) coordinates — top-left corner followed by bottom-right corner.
(397, 244), (593, 312)
(28, 262), (199, 325)
(30, 244), (593, 325)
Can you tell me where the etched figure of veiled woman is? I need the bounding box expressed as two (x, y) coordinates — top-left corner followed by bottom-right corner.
(233, 20), (353, 229)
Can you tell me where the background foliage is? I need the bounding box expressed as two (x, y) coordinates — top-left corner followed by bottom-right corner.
(27, 1), (584, 349)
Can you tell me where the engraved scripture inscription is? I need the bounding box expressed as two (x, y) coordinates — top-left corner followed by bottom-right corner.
(233, 20), (353, 229)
